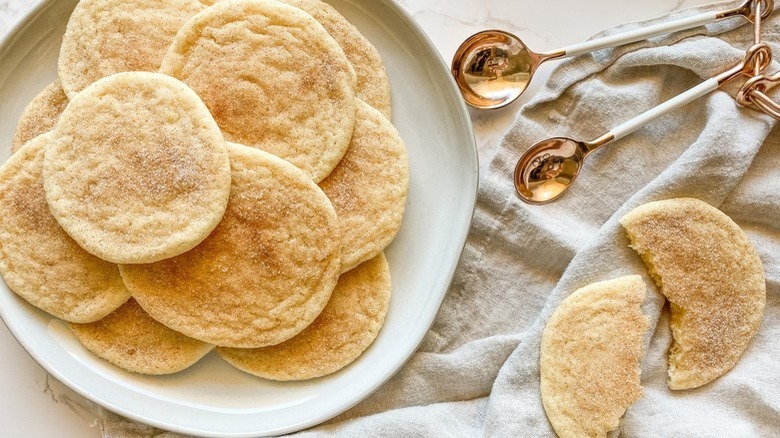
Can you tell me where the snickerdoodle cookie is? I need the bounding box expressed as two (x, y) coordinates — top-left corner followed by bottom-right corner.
(58, 0), (216, 97)
(218, 252), (390, 380)
(43, 72), (231, 264)
(11, 80), (68, 153)
(0, 134), (129, 323)
(319, 100), (408, 273)
(620, 197), (765, 390)
(69, 298), (214, 375)
(281, 0), (391, 118)
(540, 275), (648, 438)
(160, 0), (357, 182)
(121, 143), (341, 348)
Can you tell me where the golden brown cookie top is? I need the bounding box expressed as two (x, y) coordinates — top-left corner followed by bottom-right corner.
(281, 0), (391, 118)
(0, 134), (130, 322)
(319, 99), (408, 273)
(11, 80), (68, 153)
(620, 197), (766, 389)
(121, 143), (342, 349)
(160, 0), (357, 182)
(58, 0), (216, 97)
(218, 252), (391, 380)
(541, 275), (648, 438)
(43, 72), (231, 264)
(70, 298), (214, 375)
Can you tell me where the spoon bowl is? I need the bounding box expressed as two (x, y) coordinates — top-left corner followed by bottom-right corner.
(451, 30), (550, 109)
(513, 137), (589, 204)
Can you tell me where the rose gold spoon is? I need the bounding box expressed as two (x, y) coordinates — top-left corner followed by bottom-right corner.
(451, 0), (772, 109)
(513, 43), (772, 204)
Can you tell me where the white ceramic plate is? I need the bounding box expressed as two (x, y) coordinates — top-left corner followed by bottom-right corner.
(0, 0), (478, 436)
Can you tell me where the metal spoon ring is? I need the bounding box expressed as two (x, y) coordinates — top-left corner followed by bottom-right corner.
(714, 43), (773, 86)
(737, 75), (768, 106)
(744, 0), (774, 23)
(737, 74), (774, 105)
(749, 89), (780, 118)
(736, 71), (780, 113)
(740, 43), (773, 75)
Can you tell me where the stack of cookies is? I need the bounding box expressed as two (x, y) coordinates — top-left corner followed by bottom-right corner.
(0, 0), (409, 380)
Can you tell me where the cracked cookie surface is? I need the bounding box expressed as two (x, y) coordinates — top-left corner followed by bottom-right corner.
(160, 0), (357, 182)
(43, 72), (231, 265)
(0, 134), (130, 323)
(218, 252), (391, 380)
(58, 0), (216, 98)
(121, 143), (341, 348)
(620, 197), (766, 390)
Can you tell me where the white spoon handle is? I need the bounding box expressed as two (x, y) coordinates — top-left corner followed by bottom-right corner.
(609, 77), (719, 141)
(561, 11), (718, 58)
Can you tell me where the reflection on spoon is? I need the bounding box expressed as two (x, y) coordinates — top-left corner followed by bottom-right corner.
(514, 43), (772, 204)
(452, 0), (772, 109)
(452, 30), (547, 110)
(514, 137), (589, 202)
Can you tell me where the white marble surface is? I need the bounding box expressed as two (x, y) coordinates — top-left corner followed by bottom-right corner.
(0, 0), (715, 436)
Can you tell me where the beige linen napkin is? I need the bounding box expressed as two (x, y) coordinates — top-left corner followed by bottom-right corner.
(100, 2), (780, 436)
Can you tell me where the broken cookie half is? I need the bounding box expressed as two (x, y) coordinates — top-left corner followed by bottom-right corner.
(620, 197), (766, 390)
(540, 275), (648, 438)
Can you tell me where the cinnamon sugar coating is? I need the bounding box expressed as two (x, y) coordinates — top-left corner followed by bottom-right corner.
(540, 275), (648, 438)
(121, 143), (341, 348)
(160, 0), (357, 182)
(621, 197), (766, 390)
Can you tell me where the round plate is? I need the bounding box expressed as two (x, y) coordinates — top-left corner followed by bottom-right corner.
(0, 0), (478, 436)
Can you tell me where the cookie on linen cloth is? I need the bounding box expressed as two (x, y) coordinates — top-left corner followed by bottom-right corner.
(281, 0), (392, 118)
(319, 99), (408, 273)
(58, 0), (216, 98)
(120, 143), (341, 348)
(218, 252), (391, 380)
(620, 197), (766, 390)
(42, 72), (231, 265)
(540, 275), (648, 438)
(0, 134), (129, 323)
(11, 80), (68, 153)
(69, 298), (214, 375)
(160, 0), (357, 182)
